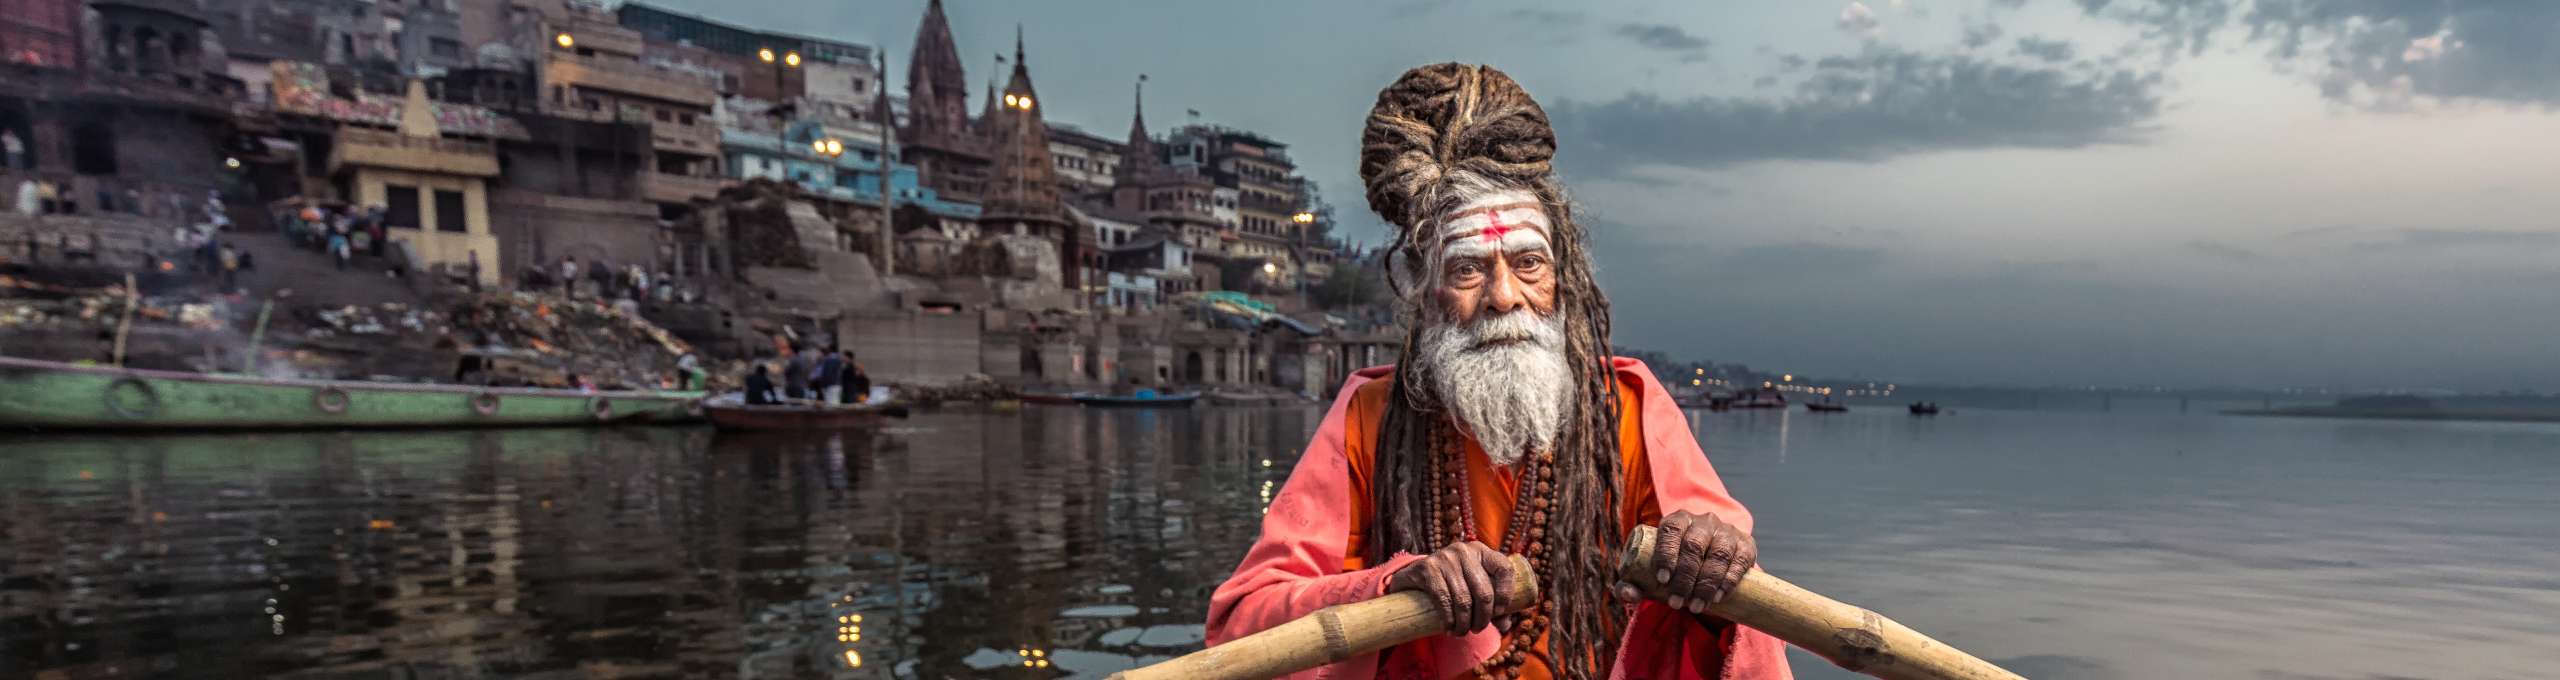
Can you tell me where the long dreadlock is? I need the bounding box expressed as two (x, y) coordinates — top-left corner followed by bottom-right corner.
(1356, 63), (1626, 680)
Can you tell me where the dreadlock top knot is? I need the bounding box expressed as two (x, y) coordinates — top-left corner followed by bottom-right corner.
(1358, 63), (1559, 235)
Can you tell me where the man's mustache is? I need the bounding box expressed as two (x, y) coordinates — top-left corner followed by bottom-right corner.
(1455, 311), (1560, 350)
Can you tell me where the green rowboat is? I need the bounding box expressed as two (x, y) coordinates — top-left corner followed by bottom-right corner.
(0, 356), (705, 430)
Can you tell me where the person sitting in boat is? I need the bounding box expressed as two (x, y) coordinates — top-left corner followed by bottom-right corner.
(743, 363), (780, 406)
(845, 351), (872, 404)
(1207, 64), (1789, 680)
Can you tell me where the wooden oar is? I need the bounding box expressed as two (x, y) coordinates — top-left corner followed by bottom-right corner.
(1114, 527), (2022, 680)
(1619, 525), (2024, 680)
(1108, 555), (1539, 680)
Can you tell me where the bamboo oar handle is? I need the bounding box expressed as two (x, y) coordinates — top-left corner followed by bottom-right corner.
(1619, 525), (2025, 680)
(1109, 554), (1538, 680)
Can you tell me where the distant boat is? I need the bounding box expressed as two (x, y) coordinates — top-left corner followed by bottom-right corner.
(1806, 401), (1848, 413)
(1731, 387), (1787, 410)
(704, 395), (909, 431)
(0, 356), (703, 431)
(1073, 389), (1201, 408)
(1908, 402), (1941, 415)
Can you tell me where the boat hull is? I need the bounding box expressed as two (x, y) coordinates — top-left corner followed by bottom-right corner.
(0, 357), (704, 431)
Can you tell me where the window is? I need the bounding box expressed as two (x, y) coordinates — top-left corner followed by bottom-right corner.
(679, 112), (695, 125)
(433, 190), (466, 233)
(385, 184), (421, 229)
(430, 37), (461, 60)
(655, 109), (672, 122)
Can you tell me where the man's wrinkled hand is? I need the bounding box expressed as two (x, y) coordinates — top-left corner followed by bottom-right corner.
(1387, 541), (1521, 636)
(1612, 510), (1755, 614)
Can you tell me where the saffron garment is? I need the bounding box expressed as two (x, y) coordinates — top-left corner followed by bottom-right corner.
(1207, 358), (1793, 680)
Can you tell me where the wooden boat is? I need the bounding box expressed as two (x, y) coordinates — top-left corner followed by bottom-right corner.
(1908, 402), (1941, 415)
(1208, 389), (1297, 405)
(703, 396), (909, 431)
(0, 356), (704, 431)
(1806, 401), (1848, 413)
(1072, 389), (1201, 408)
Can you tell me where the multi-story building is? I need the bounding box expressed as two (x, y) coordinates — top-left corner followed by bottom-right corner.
(1046, 122), (1122, 200)
(206, 0), (470, 78)
(522, 0), (725, 218)
(1164, 123), (1311, 284)
(614, 1), (874, 105)
(3, 0), (244, 207)
(269, 63), (515, 284)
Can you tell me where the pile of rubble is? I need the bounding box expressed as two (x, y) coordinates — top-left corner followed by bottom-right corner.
(888, 375), (1015, 406)
(301, 302), (440, 338)
(445, 291), (696, 389)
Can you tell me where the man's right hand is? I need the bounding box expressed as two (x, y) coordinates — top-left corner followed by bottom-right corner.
(1386, 541), (1521, 636)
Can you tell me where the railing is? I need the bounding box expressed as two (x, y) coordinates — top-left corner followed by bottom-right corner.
(546, 52), (718, 105)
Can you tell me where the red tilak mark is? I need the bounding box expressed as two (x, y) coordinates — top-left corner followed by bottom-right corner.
(1479, 210), (1514, 242)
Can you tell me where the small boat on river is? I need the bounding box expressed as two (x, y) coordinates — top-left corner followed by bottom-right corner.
(1909, 402), (1941, 415)
(1730, 387), (1787, 410)
(1806, 401), (1848, 413)
(1072, 389), (1201, 408)
(702, 395), (910, 431)
(0, 356), (704, 431)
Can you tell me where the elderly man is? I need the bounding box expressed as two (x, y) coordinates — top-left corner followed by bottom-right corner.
(1206, 64), (1791, 680)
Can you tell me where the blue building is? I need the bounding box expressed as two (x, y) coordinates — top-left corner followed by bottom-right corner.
(719, 118), (980, 223)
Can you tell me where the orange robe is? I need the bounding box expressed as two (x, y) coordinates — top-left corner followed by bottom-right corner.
(1207, 359), (1793, 680)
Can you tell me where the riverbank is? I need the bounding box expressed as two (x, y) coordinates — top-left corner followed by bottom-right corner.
(2224, 394), (2560, 424)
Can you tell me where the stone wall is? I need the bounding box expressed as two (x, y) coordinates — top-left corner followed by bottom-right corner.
(486, 189), (660, 276)
(836, 310), (983, 386)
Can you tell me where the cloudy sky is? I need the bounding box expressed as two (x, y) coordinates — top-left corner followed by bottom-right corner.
(646, 0), (2560, 392)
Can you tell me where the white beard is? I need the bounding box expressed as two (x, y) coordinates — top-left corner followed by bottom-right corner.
(1418, 309), (1572, 467)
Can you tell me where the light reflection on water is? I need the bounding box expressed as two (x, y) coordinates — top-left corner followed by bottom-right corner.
(5, 405), (2556, 679)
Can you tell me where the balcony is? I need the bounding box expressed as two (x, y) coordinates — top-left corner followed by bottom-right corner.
(651, 122), (721, 156)
(544, 52), (717, 107)
(645, 173), (728, 204)
(329, 128), (498, 177)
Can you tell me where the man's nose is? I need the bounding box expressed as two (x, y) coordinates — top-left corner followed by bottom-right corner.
(1482, 260), (1527, 315)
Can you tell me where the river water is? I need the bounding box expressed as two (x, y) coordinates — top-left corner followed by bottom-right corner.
(3, 406), (2554, 679)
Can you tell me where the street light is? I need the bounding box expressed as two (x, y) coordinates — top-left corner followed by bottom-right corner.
(812, 138), (843, 157)
(758, 47), (801, 99)
(1291, 212), (1314, 225)
(554, 32), (574, 49)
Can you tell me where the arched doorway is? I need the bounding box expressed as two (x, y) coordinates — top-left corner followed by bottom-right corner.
(1020, 343), (1043, 379)
(1184, 351), (1203, 383)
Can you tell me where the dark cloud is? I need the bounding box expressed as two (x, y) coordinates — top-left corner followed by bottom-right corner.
(1551, 46), (2166, 176)
(1615, 22), (1711, 56)
(2075, 0), (2236, 57)
(2015, 35), (2077, 62)
(1961, 20), (2007, 49)
(1752, 75), (1780, 89)
(1778, 54), (1811, 72)
(2242, 2), (2560, 107)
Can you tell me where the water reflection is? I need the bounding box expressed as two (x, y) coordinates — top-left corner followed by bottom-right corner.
(9, 406), (2558, 679)
(0, 406), (1317, 679)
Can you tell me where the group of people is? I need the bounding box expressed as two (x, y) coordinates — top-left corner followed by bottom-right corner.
(742, 345), (870, 406)
(532, 256), (687, 305)
(279, 202), (397, 274)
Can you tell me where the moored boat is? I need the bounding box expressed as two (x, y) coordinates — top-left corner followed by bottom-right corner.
(1908, 402), (1941, 415)
(703, 395), (910, 431)
(1072, 389), (1201, 408)
(1730, 387), (1787, 409)
(1806, 401), (1848, 413)
(0, 356), (704, 431)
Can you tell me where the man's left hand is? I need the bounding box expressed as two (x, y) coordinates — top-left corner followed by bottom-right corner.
(1612, 510), (1755, 614)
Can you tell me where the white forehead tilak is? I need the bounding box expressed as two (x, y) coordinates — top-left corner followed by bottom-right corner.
(1436, 190), (1551, 260)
